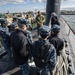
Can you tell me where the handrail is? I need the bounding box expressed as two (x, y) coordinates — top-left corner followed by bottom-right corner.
(61, 16), (75, 34)
(66, 21), (75, 23)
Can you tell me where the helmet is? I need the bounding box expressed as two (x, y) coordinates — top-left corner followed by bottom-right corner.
(10, 23), (18, 28)
(18, 18), (30, 28)
(39, 25), (51, 35)
(52, 24), (60, 31)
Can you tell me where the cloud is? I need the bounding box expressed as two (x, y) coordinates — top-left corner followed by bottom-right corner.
(61, 0), (75, 9)
(0, 0), (26, 5)
(0, 0), (75, 9)
(32, 0), (46, 2)
(61, 5), (75, 8)
(0, 0), (64, 5)
(0, 0), (47, 5)
(0, 0), (75, 5)
(66, 0), (75, 1)
(65, 0), (75, 1)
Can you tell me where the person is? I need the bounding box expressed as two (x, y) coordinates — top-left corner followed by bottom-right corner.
(25, 14), (31, 23)
(18, 18), (33, 62)
(8, 16), (18, 31)
(25, 14), (32, 30)
(10, 23), (18, 32)
(10, 18), (33, 75)
(32, 25), (56, 75)
(48, 25), (64, 56)
(36, 11), (45, 35)
(12, 16), (18, 24)
(51, 13), (60, 28)
(0, 19), (11, 60)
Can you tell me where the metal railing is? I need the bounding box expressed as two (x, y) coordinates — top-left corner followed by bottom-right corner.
(61, 16), (75, 35)
(60, 16), (75, 75)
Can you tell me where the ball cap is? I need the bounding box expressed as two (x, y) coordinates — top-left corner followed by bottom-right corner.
(18, 18), (30, 28)
(39, 25), (51, 35)
(0, 19), (9, 24)
(10, 23), (18, 28)
(13, 16), (18, 21)
(51, 24), (60, 31)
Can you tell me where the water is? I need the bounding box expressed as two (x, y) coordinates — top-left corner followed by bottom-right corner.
(61, 15), (75, 32)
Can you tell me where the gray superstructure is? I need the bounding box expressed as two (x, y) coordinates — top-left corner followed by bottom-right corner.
(45, 0), (61, 26)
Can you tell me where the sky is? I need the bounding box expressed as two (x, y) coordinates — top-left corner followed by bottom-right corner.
(0, 0), (75, 13)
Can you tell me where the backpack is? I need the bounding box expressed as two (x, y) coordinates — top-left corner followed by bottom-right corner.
(34, 40), (51, 68)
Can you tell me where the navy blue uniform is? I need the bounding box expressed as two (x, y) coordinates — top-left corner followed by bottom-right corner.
(48, 25), (64, 56)
(51, 16), (60, 28)
(0, 26), (11, 59)
(10, 29), (29, 65)
(24, 30), (33, 45)
(10, 18), (33, 75)
(48, 34), (64, 56)
(10, 29), (29, 75)
(32, 38), (56, 75)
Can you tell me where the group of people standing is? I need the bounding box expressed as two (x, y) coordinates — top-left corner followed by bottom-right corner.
(0, 11), (64, 75)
